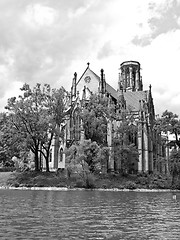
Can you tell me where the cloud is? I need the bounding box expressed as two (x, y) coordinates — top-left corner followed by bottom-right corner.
(138, 29), (180, 115)
(148, 0), (180, 35)
(0, 0), (180, 118)
(132, 0), (180, 47)
(0, 1), (103, 90)
(97, 42), (114, 59)
(22, 4), (57, 28)
(132, 35), (152, 47)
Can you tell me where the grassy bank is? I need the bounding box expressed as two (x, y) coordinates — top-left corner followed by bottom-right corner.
(0, 172), (14, 187)
(3, 170), (179, 190)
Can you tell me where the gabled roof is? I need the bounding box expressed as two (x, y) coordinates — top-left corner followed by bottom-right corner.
(77, 66), (118, 99)
(77, 66), (100, 85)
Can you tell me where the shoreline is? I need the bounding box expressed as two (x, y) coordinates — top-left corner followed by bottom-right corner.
(0, 186), (180, 192)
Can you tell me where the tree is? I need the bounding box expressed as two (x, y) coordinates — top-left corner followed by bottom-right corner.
(0, 113), (10, 165)
(66, 140), (101, 172)
(81, 93), (139, 174)
(155, 110), (180, 147)
(0, 112), (24, 166)
(65, 140), (108, 187)
(38, 86), (67, 172)
(5, 83), (66, 171)
(113, 115), (139, 174)
(81, 94), (114, 145)
(169, 148), (180, 186)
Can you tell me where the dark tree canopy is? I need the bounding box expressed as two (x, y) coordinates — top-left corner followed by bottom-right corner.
(113, 114), (139, 174)
(81, 94), (114, 145)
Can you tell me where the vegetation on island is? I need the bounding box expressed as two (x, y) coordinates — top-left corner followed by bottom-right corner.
(1, 83), (180, 190)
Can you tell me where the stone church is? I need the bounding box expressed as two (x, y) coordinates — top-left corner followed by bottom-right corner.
(46, 60), (169, 173)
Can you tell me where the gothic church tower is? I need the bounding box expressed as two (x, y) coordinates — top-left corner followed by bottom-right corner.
(119, 61), (143, 92)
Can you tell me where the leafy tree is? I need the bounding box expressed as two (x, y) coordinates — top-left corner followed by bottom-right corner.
(65, 140), (108, 187)
(5, 83), (66, 171)
(169, 148), (180, 186)
(155, 110), (180, 147)
(0, 112), (23, 166)
(80, 93), (139, 174)
(81, 94), (114, 145)
(66, 140), (101, 172)
(113, 116), (139, 174)
(114, 140), (139, 174)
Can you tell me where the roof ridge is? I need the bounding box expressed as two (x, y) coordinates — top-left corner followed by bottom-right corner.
(76, 66), (89, 85)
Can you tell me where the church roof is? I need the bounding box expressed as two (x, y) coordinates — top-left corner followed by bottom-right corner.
(106, 83), (117, 99)
(102, 77), (149, 112)
(124, 91), (148, 112)
(76, 65), (150, 112)
(77, 66), (99, 85)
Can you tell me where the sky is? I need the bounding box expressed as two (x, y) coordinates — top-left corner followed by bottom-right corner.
(0, 0), (180, 116)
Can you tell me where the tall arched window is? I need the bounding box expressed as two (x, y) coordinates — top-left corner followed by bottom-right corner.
(60, 148), (63, 162)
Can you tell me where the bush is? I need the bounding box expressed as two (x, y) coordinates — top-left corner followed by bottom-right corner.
(75, 179), (85, 188)
(152, 180), (169, 189)
(13, 182), (20, 188)
(125, 181), (137, 190)
(135, 176), (149, 186)
(0, 167), (16, 172)
(85, 173), (96, 189)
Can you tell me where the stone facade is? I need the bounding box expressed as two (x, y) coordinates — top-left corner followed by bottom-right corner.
(46, 61), (169, 173)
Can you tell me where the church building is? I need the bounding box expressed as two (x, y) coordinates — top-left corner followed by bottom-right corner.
(47, 60), (169, 173)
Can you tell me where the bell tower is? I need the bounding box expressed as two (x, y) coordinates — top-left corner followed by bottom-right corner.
(118, 61), (143, 92)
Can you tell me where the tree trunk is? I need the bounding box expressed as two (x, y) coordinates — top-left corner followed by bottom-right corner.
(34, 148), (40, 171)
(45, 156), (50, 172)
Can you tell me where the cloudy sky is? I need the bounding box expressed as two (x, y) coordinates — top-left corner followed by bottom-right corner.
(0, 0), (180, 116)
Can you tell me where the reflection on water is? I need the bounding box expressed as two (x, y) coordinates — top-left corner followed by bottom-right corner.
(0, 189), (180, 239)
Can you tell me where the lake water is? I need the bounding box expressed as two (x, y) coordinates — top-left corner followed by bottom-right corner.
(0, 189), (180, 240)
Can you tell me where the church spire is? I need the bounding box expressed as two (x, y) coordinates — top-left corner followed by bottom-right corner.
(99, 69), (106, 95)
(117, 88), (126, 111)
(71, 72), (77, 102)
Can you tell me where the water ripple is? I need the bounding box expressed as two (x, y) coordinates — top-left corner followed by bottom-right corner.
(0, 190), (180, 239)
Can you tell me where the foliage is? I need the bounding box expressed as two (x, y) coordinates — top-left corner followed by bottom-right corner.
(5, 83), (67, 171)
(114, 142), (139, 174)
(65, 140), (107, 188)
(0, 112), (23, 165)
(169, 148), (180, 185)
(66, 140), (102, 173)
(113, 117), (139, 174)
(3, 170), (178, 190)
(124, 181), (137, 190)
(0, 167), (16, 172)
(135, 173), (171, 189)
(81, 140), (103, 172)
(81, 94), (114, 145)
(155, 110), (180, 147)
(7, 171), (68, 188)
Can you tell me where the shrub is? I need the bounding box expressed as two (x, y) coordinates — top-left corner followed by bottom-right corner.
(152, 180), (167, 189)
(125, 181), (137, 190)
(135, 176), (149, 185)
(75, 179), (85, 188)
(13, 182), (20, 188)
(0, 167), (16, 172)
(85, 173), (96, 189)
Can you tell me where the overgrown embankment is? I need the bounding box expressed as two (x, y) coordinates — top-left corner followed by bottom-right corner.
(3, 170), (180, 190)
